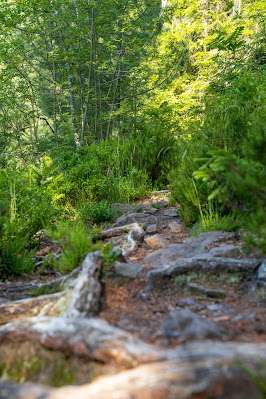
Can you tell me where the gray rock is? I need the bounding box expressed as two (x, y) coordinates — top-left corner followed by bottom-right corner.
(208, 244), (241, 258)
(114, 213), (158, 229)
(187, 283), (227, 298)
(146, 257), (260, 290)
(161, 309), (222, 340)
(168, 222), (184, 233)
(144, 231), (237, 265)
(151, 200), (169, 209)
(207, 304), (235, 314)
(111, 203), (135, 219)
(146, 224), (160, 234)
(144, 234), (169, 250)
(163, 209), (179, 218)
(257, 260), (266, 285)
(114, 262), (144, 278)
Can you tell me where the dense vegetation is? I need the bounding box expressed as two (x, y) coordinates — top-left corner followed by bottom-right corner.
(0, 0), (265, 279)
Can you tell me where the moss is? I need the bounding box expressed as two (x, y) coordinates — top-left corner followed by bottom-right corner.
(0, 356), (42, 384)
(171, 270), (244, 294)
(0, 345), (101, 387)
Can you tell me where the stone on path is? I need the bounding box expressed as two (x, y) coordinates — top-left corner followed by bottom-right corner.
(146, 257), (260, 290)
(114, 212), (158, 229)
(163, 209), (179, 218)
(146, 224), (161, 234)
(207, 244), (242, 258)
(257, 260), (266, 286)
(161, 309), (223, 340)
(114, 262), (144, 278)
(168, 222), (184, 233)
(144, 234), (169, 250)
(144, 231), (238, 265)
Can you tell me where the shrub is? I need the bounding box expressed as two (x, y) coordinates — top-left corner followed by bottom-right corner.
(80, 201), (113, 224)
(48, 221), (96, 273)
(0, 200), (34, 280)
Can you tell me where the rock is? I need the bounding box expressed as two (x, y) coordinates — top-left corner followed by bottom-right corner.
(114, 262), (144, 278)
(163, 209), (179, 218)
(144, 234), (169, 250)
(207, 304), (235, 314)
(32, 229), (53, 248)
(208, 244), (242, 258)
(168, 222), (184, 233)
(257, 260), (266, 285)
(144, 231), (237, 265)
(146, 224), (160, 234)
(103, 223), (144, 242)
(111, 203), (135, 220)
(113, 213), (158, 229)
(151, 190), (171, 195)
(102, 223), (145, 257)
(187, 283), (227, 298)
(3, 342), (266, 399)
(161, 309), (223, 340)
(146, 257), (260, 290)
(151, 200), (169, 209)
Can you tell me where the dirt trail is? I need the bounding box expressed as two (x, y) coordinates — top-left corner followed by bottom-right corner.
(0, 193), (265, 399)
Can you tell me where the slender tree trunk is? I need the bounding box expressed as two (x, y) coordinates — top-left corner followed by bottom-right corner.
(81, 8), (94, 145)
(232, 0), (241, 16)
(59, 35), (80, 149)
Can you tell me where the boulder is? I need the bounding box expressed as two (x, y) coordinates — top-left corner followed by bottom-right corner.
(161, 309), (223, 340)
(113, 213), (158, 229)
(144, 231), (237, 265)
(146, 257), (260, 290)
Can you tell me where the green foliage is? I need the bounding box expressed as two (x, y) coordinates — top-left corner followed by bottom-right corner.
(239, 361), (266, 398)
(48, 221), (96, 274)
(100, 242), (121, 273)
(81, 201), (113, 224)
(169, 168), (208, 225)
(0, 0), (265, 270)
(29, 282), (61, 297)
(193, 207), (245, 236)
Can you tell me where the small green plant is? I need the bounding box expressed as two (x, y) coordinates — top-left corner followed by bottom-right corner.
(48, 221), (96, 273)
(151, 202), (163, 209)
(100, 242), (121, 274)
(238, 360), (266, 398)
(29, 282), (61, 297)
(196, 210), (245, 235)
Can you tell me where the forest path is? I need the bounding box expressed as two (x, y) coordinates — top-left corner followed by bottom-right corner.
(0, 192), (265, 398)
